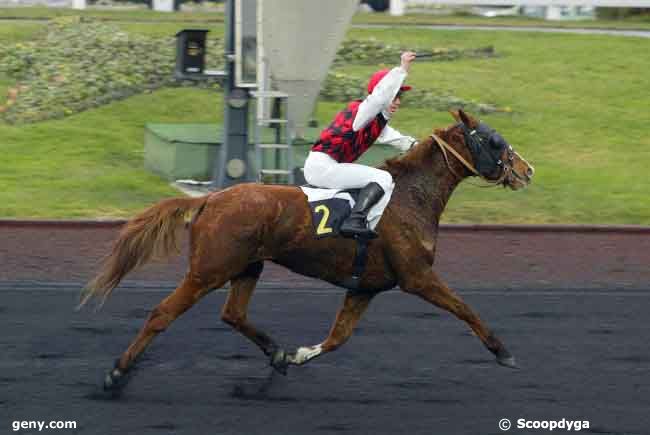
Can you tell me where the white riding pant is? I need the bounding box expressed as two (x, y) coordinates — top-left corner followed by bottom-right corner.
(303, 151), (394, 229)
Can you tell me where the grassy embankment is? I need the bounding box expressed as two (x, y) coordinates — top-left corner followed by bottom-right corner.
(0, 10), (648, 223)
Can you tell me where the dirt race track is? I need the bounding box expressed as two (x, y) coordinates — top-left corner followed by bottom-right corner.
(1, 222), (649, 434)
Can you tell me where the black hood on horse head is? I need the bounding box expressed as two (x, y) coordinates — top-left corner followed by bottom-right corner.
(459, 121), (509, 179)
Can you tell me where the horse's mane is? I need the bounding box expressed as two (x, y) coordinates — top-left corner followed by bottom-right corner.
(381, 124), (465, 178)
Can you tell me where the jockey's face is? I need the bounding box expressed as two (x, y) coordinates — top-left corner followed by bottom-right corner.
(388, 93), (402, 114)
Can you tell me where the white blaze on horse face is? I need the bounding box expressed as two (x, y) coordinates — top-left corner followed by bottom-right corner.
(290, 344), (323, 365)
(509, 150), (535, 190)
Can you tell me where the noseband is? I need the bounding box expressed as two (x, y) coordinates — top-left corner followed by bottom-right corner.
(430, 127), (515, 186)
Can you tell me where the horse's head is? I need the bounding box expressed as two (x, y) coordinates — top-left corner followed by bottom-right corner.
(439, 110), (534, 190)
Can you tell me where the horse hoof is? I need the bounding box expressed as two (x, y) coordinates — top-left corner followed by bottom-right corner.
(496, 354), (519, 369)
(495, 347), (519, 369)
(103, 360), (129, 391)
(269, 349), (289, 376)
(104, 369), (122, 390)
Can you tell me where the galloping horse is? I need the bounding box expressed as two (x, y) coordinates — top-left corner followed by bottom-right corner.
(80, 110), (534, 392)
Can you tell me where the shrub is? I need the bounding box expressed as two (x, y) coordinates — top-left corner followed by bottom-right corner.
(320, 71), (500, 114)
(0, 17), (223, 123)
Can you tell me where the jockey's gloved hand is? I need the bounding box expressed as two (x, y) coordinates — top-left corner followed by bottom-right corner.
(400, 51), (417, 72)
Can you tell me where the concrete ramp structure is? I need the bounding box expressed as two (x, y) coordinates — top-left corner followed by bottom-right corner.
(215, 0), (360, 187)
(258, 0), (360, 133)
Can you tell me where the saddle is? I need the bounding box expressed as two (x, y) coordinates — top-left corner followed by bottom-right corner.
(300, 185), (360, 239)
(300, 185), (372, 291)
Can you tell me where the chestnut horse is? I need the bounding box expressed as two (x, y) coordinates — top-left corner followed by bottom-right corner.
(80, 110), (534, 391)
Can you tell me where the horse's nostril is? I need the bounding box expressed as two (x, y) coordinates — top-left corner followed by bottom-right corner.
(526, 167), (534, 178)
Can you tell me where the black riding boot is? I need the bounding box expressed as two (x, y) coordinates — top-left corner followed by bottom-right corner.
(340, 182), (385, 239)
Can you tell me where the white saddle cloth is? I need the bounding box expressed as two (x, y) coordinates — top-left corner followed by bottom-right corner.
(299, 186), (392, 231)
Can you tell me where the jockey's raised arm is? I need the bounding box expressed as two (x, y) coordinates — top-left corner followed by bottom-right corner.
(353, 66), (408, 131)
(353, 51), (416, 131)
(354, 65), (418, 151)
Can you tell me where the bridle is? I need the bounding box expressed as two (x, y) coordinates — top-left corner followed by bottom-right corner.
(430, 124), (515, 187)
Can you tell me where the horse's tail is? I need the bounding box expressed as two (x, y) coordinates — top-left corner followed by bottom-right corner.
(78, 196), (207, 310)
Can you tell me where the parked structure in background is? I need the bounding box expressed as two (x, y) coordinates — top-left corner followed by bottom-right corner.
(0, 0), (181, 10)
(0, 0), (84, 6)
(3, 0), (649, 19)
(386, 0), (649, 20)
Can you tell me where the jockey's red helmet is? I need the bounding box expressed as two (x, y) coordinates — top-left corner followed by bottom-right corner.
(367, 69), (412, 94)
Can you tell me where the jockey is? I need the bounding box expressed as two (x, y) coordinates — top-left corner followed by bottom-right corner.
(304, 51), (418, 239)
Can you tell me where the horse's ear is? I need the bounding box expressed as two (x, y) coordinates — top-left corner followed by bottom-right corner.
(458, 109), (478, 128)
(449, 110), (461, 123)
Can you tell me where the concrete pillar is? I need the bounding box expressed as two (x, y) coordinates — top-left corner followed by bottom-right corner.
(545, 6), (563, 20)
(390, 0), (405, 16)
(153, 0), (174, 12)
(261, 0), (360, 132)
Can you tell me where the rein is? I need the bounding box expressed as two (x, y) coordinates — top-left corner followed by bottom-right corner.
(430, 133), (510, 187)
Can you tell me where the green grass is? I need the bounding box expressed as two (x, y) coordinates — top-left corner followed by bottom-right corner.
(342, 27), (650, 224)
(0, 20), (46, 41)
(1, 88), (221, 218)
(116, 21), (224, 38)
(0, 14), (649, 223)
(0, 19), (217, 219)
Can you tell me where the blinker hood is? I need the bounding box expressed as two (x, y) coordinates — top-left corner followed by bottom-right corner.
(459, 122), (505, 178)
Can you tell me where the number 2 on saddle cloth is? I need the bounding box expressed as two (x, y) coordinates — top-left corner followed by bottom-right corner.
(309, 198), (350, 238)
(307, 196), (371, 291)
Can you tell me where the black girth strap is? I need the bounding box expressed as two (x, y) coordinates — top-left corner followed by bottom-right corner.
(342, 237), (370, 290)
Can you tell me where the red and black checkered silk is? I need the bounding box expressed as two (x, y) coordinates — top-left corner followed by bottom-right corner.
(311, 101), (388, 163)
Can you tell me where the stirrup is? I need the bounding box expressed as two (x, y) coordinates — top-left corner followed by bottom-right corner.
(341, 227), (378, 240)
(340, 217), (377, 240)
(342, 236), (371, 290)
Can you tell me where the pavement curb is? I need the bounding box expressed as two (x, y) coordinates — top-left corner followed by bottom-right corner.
(1, 219), (649, 233)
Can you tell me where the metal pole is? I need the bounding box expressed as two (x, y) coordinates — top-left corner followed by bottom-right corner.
(213, 0), (251, 189)
(273, 98), (282, 184)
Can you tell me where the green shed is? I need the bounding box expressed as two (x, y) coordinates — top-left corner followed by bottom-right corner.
(144, 124), (222, 181)
(144, 123), (322, 182)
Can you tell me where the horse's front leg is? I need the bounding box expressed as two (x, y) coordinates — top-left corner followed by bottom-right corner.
(401, 269), (517, 368)
(271, 291), (374, 375)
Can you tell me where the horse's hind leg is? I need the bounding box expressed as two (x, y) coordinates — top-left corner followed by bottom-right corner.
(220, 262), (282, 359)
(272, 291), (374, 374)
(104, 275), (220, 391)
